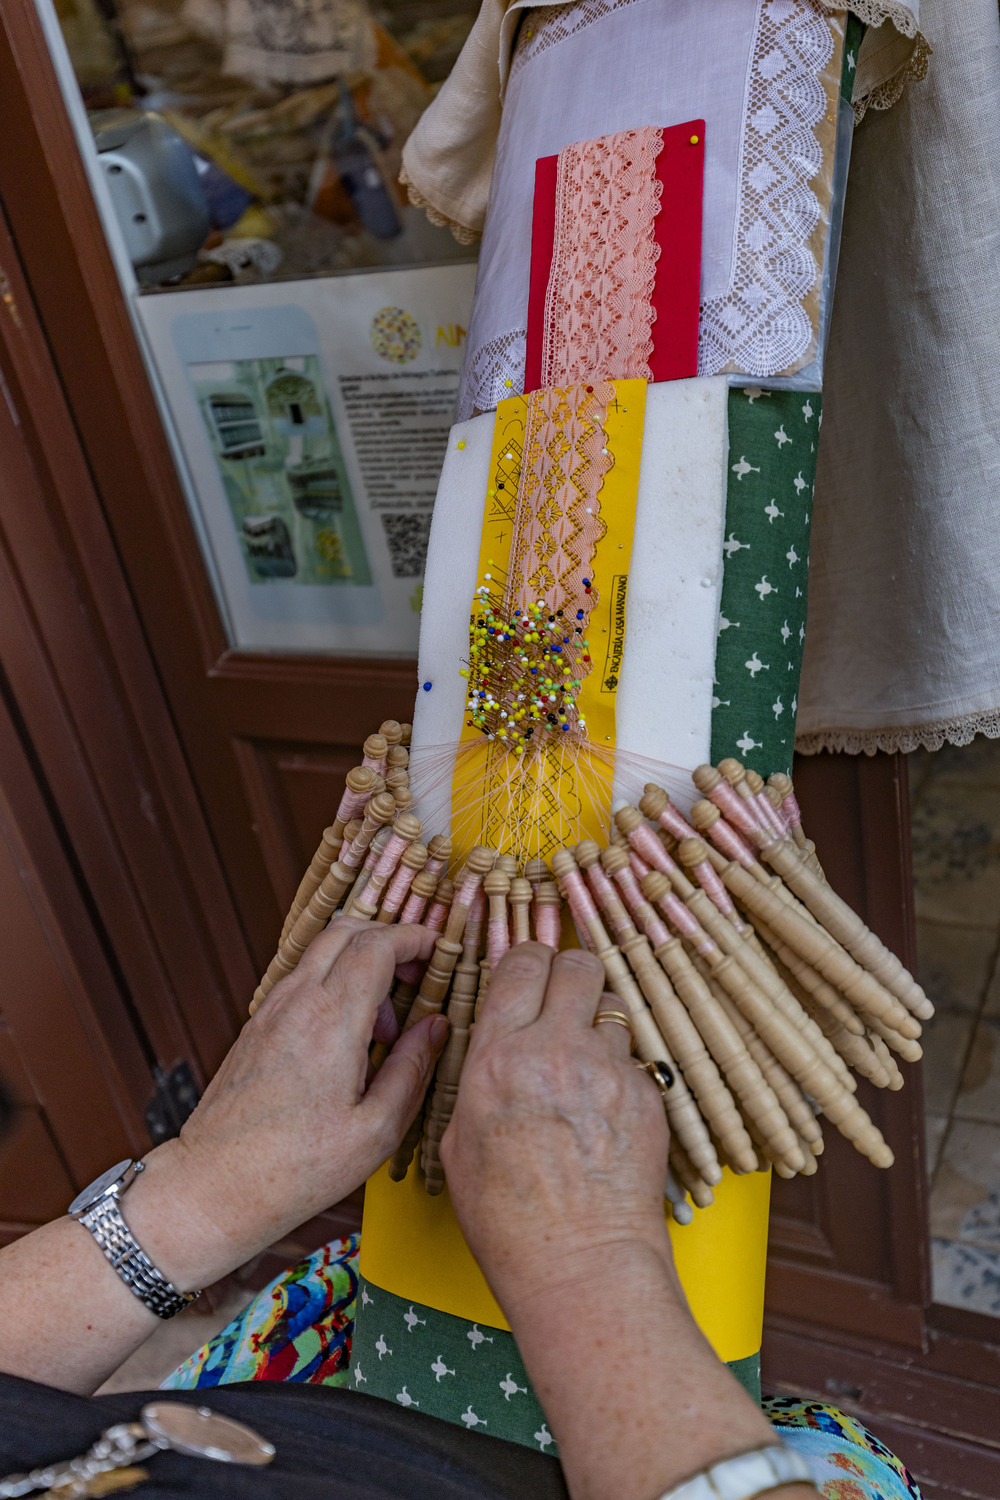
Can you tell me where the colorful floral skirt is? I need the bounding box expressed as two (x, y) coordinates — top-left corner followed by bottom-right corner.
(161, 1236), (921, 1499)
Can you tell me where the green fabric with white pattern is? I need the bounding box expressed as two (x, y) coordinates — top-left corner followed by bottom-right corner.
(710, 386), (822, 776)
(351, 1278), (761, 1447)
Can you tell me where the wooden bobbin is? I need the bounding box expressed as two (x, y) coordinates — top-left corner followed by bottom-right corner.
(576, 841), (637, 944)
(867, 1030), (905, 1090)
(250, 792), (396, 1013)
(280, 765), (375, 942)
(483, 868), (511, 972)
(865, 1012), (923, 1064)
(509, 877), (533, 944)
(618, 931), (759, 1175)
(669, 1140), (714, 1209)
(385, 767), (409, 794)
(524, 857), (550, 890)
(699, 974), (824, 1150)
(376, 841), (428, 923)
(767, 772), (808, 850)
(671, 866), (858, 1094)
(342, 824), (393, 916)
(680, 905), (893, 1166)
(689, 799), (765, 881)
(692, 766), (766, 848)
(399, 722), (412, 747)
(759, 836), (932, 1022)
(720, 860), (922, 1040)
(390, 787), (414, 812)
(795, 992), (893, 1090)
(354, 813), (422, 920)
(362, 733), (388, 774)
(386, 744), (409, 771)
(639, 784), (698, 845)
(533, 881), (562, 948)
(614, 806), (694, 895)
(379, 720), (404, 747)
(423, 877), (455, 935)
(600, 844), (672, 947)
(647, 930), (806, 1173)
(388, 858), (491, 1182)
(550, 851), (722, 1186)
(424, 833), (453, 883)
(742, 766), (788, 840)
(398, 865), (440, 926)
(676, 837), (752, 936)
(751, 913), (865, 1037)
(422, 889), (486, 1192)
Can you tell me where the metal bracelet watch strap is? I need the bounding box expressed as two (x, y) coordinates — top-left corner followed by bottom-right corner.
(656, 1444), (814, 1500)
(68, 1159), (201, 1320)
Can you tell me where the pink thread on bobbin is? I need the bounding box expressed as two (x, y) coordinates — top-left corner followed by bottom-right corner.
(625, 820), (686, 885)
(705, 817), (757, 870)
(533, 898), (561, 950)
(400, 885), (431, 925)
(334, 781), (371, 829)
(629, 849), (652, 881)
(751, 787), (785, 838)
(688, 854), (751, 934)
(651, 799), (698, 845)
(487, 905), (510, 970)
(611, 864), (671, 949)
(582, 861), (632, 943)
(381, 858), (420, 919)
(781, 789), (805, 838)
(423, 897), (450, 934)
(652, 885), (715, 959)
(557, 863), (601, 939)
(706, 780), (766, 846)
(362, 831), (410, 910)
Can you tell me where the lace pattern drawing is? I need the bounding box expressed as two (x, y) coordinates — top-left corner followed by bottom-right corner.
(541, 128), (664, 388)
(698, 0), (834, 377)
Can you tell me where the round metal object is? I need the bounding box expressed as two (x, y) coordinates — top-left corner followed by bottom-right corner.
(140, 1404), (275, 1465)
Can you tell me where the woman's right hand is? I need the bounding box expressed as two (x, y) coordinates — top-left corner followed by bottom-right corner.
(440, 944), (674, 1320)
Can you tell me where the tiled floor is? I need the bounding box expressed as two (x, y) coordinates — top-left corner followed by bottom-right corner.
(911, 739), (1000, 1318)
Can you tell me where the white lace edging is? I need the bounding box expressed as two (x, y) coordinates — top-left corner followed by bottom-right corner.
(398, 165), (481, 245)
(835, 1), (918, 40)
(456, 327), (527, 421)
(853, 31), (930, 119)
(508, 0), (651, 83)
(698, 0), (834, 380)
(795, 708), (1000, 757)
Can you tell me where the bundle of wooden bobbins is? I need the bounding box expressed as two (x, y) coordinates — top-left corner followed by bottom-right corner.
(250, 729), (932, 1221)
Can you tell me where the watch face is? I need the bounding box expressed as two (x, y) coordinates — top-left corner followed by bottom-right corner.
(68, 1159), (134, 1216)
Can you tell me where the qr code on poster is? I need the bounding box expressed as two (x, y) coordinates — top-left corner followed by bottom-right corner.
(380, 512), (432, 578)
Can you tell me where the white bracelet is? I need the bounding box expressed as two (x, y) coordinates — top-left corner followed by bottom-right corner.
(656, 1444), (814, 1500)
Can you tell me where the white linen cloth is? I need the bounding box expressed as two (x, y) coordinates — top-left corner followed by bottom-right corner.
(410, 378), (729, 834)
(400, 0), (923, 243)
(797, 0), (1000, 753)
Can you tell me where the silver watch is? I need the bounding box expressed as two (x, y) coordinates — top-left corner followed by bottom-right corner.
(68, 1159), (201, 1320)
(656, 1444), (814, 1500)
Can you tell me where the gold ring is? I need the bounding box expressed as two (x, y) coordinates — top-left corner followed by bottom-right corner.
(594, 1010), (631, 1032)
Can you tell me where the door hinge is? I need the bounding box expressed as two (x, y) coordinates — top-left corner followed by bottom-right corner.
(146, 1060), (200, 1145)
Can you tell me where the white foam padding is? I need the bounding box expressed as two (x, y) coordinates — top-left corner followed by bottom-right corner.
(410, 378), (729, 831)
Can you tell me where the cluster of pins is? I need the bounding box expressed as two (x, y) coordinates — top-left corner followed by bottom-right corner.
(461, 558), (594, 750)
(251, 733), (932, 1223)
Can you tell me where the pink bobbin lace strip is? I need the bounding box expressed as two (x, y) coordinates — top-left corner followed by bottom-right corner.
(541, 126), (664, 388)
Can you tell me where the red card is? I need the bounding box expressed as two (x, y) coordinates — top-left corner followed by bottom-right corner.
(524, 120), (704, 392)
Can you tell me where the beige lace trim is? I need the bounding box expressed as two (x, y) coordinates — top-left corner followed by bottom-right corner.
(796, 707), (1000, 757)
(398, 165), (481, 245)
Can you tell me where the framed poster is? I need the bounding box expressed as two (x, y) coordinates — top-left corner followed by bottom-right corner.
(135, 261), (478, 654)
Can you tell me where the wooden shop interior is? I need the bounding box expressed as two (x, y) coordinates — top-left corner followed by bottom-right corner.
(0, 0), (997, 1493)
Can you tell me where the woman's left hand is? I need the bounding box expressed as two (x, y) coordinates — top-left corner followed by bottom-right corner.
(127, 918), (447, 1290)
